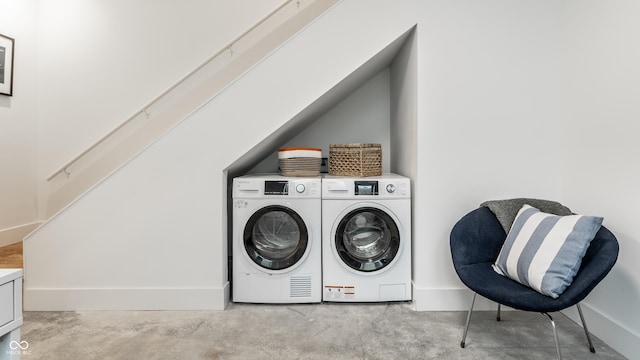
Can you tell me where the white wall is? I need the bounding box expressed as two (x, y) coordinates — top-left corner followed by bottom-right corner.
(413, 0), (565, 308)
(249, 69), (391, 174)
(389, 29), (417, 178)
(0, 0), (40, 245)
(35, 0), (285, 216)
(561, 1), (640, 357)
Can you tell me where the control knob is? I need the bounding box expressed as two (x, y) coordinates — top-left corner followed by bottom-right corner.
(296, 183), (306, 193)
(386, 183), (396, 194)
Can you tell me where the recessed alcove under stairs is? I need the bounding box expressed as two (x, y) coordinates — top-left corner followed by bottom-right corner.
(225, 28), (418, 288)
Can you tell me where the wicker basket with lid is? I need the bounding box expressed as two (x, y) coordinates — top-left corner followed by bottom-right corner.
(329, 143), (382, 177)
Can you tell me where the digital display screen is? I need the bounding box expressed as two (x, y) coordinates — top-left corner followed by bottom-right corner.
(354, 181), (378, 195)
(265, 181), (289, 195)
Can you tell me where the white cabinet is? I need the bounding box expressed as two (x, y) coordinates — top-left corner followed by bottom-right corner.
(0, 269), (23, 360)
(0, 282), (14, 327)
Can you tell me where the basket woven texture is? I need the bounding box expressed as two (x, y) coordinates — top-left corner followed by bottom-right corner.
(329, 143), (382, 177)
(278, 147), (322, 177)
(279, 158), (322, 177)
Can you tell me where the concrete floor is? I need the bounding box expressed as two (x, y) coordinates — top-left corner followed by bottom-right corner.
(19, 302), (626, 360)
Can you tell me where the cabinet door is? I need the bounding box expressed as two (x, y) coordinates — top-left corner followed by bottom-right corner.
(0, 281), (14, 327)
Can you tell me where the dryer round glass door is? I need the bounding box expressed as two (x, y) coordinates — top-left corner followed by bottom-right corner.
(244, 205), (309, 271)
(334, 207), (400, 272)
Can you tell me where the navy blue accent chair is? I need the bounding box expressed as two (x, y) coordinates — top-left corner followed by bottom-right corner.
(450, 206), (619, 360)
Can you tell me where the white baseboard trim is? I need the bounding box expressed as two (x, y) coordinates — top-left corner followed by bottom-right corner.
(0, 222), (42, 248)
(562, 302), (639, 360)
(24, 283), (230, 311)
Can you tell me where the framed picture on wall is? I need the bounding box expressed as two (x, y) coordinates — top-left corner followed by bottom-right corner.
(0, 33), (15, 96)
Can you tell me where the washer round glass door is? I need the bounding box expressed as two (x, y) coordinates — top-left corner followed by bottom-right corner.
(334, 207), (400, 272)
(244, 205), (309, 271)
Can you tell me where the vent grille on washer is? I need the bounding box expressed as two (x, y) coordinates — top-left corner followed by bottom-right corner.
(290, 275), (312, 298)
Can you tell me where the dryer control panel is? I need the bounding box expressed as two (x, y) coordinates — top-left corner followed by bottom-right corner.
(264, 180), (289, 195)
(233, 175), (321, 199)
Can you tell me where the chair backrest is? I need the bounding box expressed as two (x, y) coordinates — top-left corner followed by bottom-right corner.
(450, 206), (620, 306)
(450, 206), (506, 267)
(570, 224), (619, 300)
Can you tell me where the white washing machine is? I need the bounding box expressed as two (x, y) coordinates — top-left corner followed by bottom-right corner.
(232, 174), (321, 303)
(322, 173), (411, 302)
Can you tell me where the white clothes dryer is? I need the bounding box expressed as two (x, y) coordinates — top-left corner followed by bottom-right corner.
(322, 174), (411, 302)
(232, 174), (321, 303)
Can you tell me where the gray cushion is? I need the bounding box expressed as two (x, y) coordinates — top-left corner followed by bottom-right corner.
(480, 198), (572, 233)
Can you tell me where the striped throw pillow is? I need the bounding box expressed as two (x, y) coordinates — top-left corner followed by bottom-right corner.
(492, 205), (603, 298)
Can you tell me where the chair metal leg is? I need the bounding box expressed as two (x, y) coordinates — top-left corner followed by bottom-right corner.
(541, 312), (562, 360)
(461, 292), (477, 348)
(577, 303), (596, 353)
(497, 303), (501, 321)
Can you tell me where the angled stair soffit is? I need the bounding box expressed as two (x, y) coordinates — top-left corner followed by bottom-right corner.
(226, 27), (416, 176)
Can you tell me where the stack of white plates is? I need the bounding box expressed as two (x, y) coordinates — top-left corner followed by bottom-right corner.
(278, 147), (322, 177)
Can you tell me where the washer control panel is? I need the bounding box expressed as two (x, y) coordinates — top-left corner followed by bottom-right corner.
(354, 181), (378, 195)
(322, 175), (410, 199)
(385, 183), (396, 193)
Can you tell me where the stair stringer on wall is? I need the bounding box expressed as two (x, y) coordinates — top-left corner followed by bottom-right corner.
(41, 0), (339, 219)
(23, 0), (420, 310)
